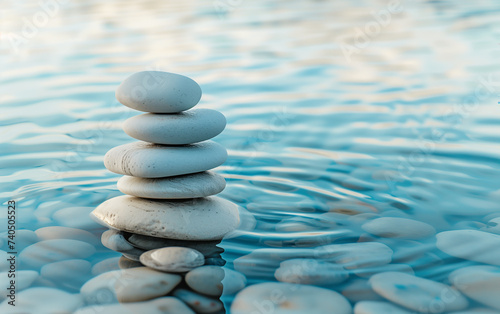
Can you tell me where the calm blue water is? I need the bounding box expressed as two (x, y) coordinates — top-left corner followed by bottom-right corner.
(2, 0), (500, 313)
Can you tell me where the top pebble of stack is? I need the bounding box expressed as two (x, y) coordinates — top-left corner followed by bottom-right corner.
(116, 71), (202, 113)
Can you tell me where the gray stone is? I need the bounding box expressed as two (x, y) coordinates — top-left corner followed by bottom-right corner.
(449, 265), (500, 310)
(104, 141), (227, 178)
(91, 196), (239, 241)
(370, 272), (468, 313)
(436, 230), (500, 266)
(231, 282), (352, 314)
(172, 289), (223, 313)
(275, 258), (348, 286)
(74, 297), (194, 314)
(117, 171), (226, 199)
(140, 247), (204, 272)
(126, 233), (223, 256)
(81, 267), (181, 303)
(123, 109), (226, 144)
(116, 71), (202, 113)
(0, 287), (83, 313)
(362, 217), (436, 239)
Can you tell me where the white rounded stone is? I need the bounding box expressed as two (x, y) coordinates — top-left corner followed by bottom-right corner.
(354, 301), (413, 314)
(0, 229), (38, 251)
(117, 171), (226, 199)
(35, 226), (100, 246)
(275, 258), (348, 285)
(449, 265), (500, 310)
(185, 266), (247, 297)
(0, 287), (83, 314)
(0, 270), (38, 299)
(172, 289), (223, 313)
(74, 297), (194, 314)
(126, 233), (223, 256)
(123, 109), (226, 145)
(436, 230), (500, 266)
(81, 267), (181, 303)
(361, 217), (436, 239)
(369, 272), (468, 313)
(91, 195), (239, 241)
(231, 282), (352, 314)
(19, 239), (96, 270)
(317, 242), (394, 269)
(104, 141), (227, 178)
(116, 71), (202, 113)
(140, 247), (204, 272)
(41, 259), (91, 286)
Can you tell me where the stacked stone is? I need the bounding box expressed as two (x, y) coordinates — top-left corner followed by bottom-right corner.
(87, 71), (243, 312)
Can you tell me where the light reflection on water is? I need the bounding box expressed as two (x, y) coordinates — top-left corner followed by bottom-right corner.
(2, 0), (500, 312)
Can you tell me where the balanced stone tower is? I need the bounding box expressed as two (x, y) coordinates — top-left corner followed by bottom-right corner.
(91, 71), (240, 281)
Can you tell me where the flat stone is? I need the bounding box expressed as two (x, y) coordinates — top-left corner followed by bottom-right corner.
(317, 242), (394, 269)
(140, 247), (204, 272)
(172, 289), (223, 313)
(436, 230), (500, 266)
(0, 270), (38, 299)
(123, 109), (226, 145)
(275, 258), (348, 285)
(104, 141), (227, 178)
(354, 301), (414, 314)
(0, 287), (83, 313)
(91, 257), (121, 276)
(81, 267), (181, 303)
(52, 206), (103, 230)
(339, 278), (384, 303)
(35, 226), (100, 246)
(19, 239), (96, 270)
(116, 71), (202, 113)
(74, 297), (194, 314)
(370, 272), (469, 313)
(125, 233), (223, 256)
(117, 171), (226, 199)
(185, 266), (247, 297)
(351, 263), (414, 278)
(449, 265), (500, 310)
(101, 229), (146, 259)
(362, 217), (436, 239)
(231, 282), (352, 314)
(0, 229), (38, 251)
(91, 196), (239, 240)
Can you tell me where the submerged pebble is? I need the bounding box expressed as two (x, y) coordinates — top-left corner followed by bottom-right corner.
(361, 217), (436, 239)
(173, 289), (223, 313)
(369, 272), (468, 313)
(449, 265), (500, 310)
(274, 258), (348, 285)
(436, 230), (500, 266)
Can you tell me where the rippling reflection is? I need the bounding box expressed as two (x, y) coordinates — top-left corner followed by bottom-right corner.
(2, 0), (500, 312)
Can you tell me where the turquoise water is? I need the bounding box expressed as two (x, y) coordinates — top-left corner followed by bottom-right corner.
(2, 0), (500, 313)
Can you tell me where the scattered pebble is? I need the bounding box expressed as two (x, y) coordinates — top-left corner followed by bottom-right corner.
(354, 301), (414, 314)
(19, 239), (96, 270)
(449, 265), (500, 311)
(361, 217), (436, 239)
(123, 109), (226, 145)
(74, 297), (194, 314)
(231, 282), (352, 314)
(436, 230), (500, 266)
(116, 71), (202, 113)
(0, 287), (82, 313)
(370, 272), (468, 313)
(81, 267), (181, 303)
(274, 258), (348, 285)
(173, 288), (223, 313)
